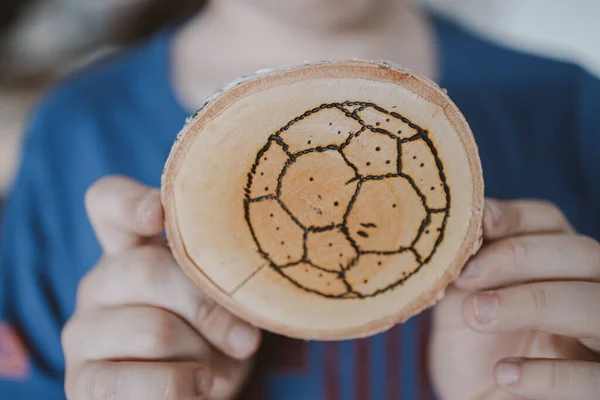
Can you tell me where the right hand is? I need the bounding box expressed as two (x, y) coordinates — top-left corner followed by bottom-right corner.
(62, 176), (262, 399)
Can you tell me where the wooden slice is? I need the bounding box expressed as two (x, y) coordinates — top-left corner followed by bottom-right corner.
(161, 60), (484, 340)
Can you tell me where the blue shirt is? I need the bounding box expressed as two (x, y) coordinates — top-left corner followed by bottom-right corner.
(1, 14), (599, 400)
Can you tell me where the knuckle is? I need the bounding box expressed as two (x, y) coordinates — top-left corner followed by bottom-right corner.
(129, 246), (173, 288)
(501, 238), (528, 268)
(76, 269), (99, 307)
(576, 234), (600, 266)
(135, 310), (179, 354)
(549, 362), (572, 392)
(527, 284), (549, 314)
(61, 318), (78, 358)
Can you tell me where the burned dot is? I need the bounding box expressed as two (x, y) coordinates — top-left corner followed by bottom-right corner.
(376, 122), (381, 126)
(363, 279), (369, 284)
(334, 201), (339, 207)
(366, 162), (371, 166)
(308, 140), (312, 145)
(386, 118), (390, 122)
(309, 177), (314, 182)
(264, 157), (268, 161)
(392, 204), (397, 208)
(398, 130), (402, 134)
(425, 230), (430, 235)
(287, 255), (291, 259)
(329, 243), (333, 247)
(338, 130), (341, 134)
(375, 147), (381, 151)
(265, 186), (269, 191)
(281, 241), (285, 245)
(319, 273), (323, 277)
(270, 213), (274, 217)
(260, 172), (264, 176)
(420, 163), (425, 167)
(276, 227), (280, 231)
(413, 156), (417, 160)
(377, 261), (382, 266)
(386, 160), (391, 164)
(430, 186), (435, 191)
(329, 122), (333, 126)
(339, 253), (344, 257)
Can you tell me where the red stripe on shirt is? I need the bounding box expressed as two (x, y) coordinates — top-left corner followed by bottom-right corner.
(386, 326), (401, 400)
(355, 338), (371, 400)
(325, 341), (340, 400)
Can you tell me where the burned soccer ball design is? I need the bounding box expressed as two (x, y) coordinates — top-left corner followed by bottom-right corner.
(243, 101), (450, 299)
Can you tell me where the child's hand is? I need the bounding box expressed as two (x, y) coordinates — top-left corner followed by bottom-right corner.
(62, 176), (261, 400)
(431, 198), (600, 400)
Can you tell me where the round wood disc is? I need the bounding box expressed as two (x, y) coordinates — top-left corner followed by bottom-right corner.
(161, 60), (484, 340)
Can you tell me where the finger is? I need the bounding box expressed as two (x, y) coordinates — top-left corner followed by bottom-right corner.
(483, 198), (573, 241)
(63, 306), (213, 362)
(85, 175), (164, 255)
(77, 246), (261, 360)
(495, 358), (600, 400)
(463, 282), (600, 339)
(66, 361), (212, 400)
(455, 234), (600, 290)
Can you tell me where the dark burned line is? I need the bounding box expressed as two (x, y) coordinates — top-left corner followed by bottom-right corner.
(293, 144), (340, 158)
(397, 137), (403, 174)
(360, 223), (377, 228)
(411, 213), (432, 249)
(275, 158), (295, 198)
(306, 260), (344, 274)
(339, 148), (360, 175)
(278, 260), (303, 269)
(342, 180), (363, 224)
(399, 133), (423, 143)
(429, 208), (448, 213)
(243, 101), (452, 299)
(307, 223), (342, 233)
(301, 230), (309, 262)
(248, 194), (277, 203)
(274, 102), (339, 137)
(340, 126), (367, 150)
(340, 226), (361, 264)
(360, 247), (412, 256)
(275, 198), (307, 231)
(409, 247), (423, 264)
(269, 135), (295, 159)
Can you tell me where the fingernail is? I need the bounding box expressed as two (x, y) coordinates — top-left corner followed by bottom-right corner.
(484, 200), (502, 231)
(457, 260), (482, 282)
(227, 323), (259, 356)
(195, 367), (212, 395)
(474, 293), (498, 324)
(497, 360), (521, 386)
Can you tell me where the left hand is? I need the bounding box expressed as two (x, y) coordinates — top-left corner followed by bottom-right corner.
(430, 198), (600, 400)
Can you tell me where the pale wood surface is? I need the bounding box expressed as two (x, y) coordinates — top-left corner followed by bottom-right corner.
(162, 60), (484, 340)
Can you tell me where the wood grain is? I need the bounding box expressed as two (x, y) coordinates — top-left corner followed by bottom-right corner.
(161, 60), (484, 340)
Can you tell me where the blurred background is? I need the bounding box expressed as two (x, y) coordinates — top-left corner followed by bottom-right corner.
(1, 0), (599, 204)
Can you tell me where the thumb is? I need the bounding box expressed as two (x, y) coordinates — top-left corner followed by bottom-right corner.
(85, 175), (164, 255)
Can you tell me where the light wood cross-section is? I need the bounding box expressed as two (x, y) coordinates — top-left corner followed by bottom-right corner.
(162, 60), (484, 340)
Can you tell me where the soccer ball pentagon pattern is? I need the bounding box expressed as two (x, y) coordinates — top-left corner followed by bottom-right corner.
(243, 101), (450, 299)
